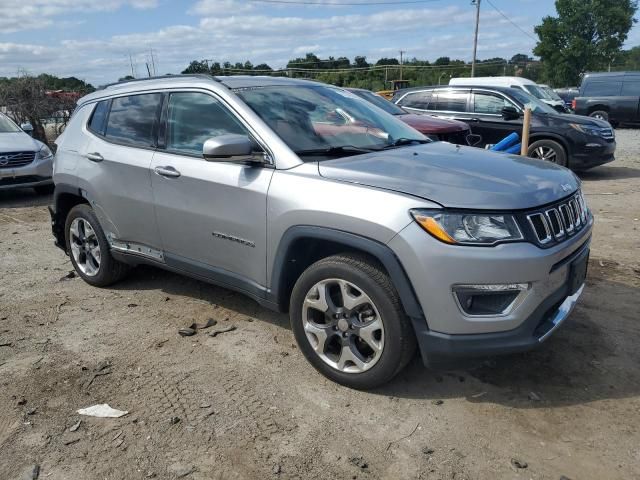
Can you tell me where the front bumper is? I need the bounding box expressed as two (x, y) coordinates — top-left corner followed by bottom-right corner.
(389, 216), (592, 364)
(0, 155), (53, 190)
(569, 138), (616, 170)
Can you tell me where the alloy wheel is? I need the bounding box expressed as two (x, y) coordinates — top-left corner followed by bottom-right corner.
(530, 145), (558, 163)
(302, 278), (384, 373)
(69, 218), (101, 276)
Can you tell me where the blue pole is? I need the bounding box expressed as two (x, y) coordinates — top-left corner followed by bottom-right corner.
(490, 132), (520, 151)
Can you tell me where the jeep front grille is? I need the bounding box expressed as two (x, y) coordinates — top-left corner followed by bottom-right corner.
(526, 192), (588, 246)
(0, 151), (37, 168)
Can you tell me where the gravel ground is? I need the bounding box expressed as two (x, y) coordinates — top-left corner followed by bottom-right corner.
(0, 130), (639, 480)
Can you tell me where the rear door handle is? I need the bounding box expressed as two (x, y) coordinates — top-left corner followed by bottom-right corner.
(154, 166), (181, 178)
(86, 152), (104, 162)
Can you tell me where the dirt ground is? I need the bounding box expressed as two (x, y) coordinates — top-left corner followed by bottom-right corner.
(1, 131), (639, 480)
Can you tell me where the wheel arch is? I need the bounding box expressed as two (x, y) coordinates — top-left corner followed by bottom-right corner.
(49, 183), (90, 253)
(269, 226), (424, 320)
(587, 104), (610, 114)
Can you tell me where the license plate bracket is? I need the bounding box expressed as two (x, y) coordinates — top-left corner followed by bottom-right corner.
(568, 249), (589, 295)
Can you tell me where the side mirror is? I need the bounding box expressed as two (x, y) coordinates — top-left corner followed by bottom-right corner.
(202, 134), (263, 163)
(21, 122), (34, 136)
(501, 106), (520, 121)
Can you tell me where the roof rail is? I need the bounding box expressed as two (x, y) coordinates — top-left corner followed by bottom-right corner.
(102, 74), (220, 90)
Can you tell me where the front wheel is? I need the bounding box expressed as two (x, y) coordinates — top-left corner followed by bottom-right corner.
(289, 254), (416, 389)
(527, 139), (568, 167)
(589, 110), (609, 122)
(65, 204), (130, 287)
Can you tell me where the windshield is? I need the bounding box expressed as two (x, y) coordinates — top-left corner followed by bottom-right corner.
(509, 89), (558, 114)
(523, 84), (550, 101)
(349, 89), (406, 116)
(235, 85), (426, 158)
(0, 114), (21, 133)
(540, 86), (563, 101)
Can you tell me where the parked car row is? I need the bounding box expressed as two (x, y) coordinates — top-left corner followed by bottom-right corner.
(391, 84), (615, 170)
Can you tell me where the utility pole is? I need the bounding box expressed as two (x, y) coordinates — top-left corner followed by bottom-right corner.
(399, 50), (405, 81)
(128, 53), (135, 78)
(471, 0), (481, 77)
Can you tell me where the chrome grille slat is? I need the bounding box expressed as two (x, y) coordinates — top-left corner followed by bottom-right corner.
(0, 151), (36, 169)
(527, 192), (589, 246)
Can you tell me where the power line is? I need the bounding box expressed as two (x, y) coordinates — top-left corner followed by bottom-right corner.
(485, 0), (537, 41)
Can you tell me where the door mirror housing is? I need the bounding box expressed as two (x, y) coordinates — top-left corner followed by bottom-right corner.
(202, 134), (264, 163)
(20, 122), (34, 136)
(501, 106), (520, 121)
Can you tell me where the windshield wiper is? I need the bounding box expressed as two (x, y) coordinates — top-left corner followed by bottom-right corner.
(384, 138), (431, 149)
(294, 145), (381, 156)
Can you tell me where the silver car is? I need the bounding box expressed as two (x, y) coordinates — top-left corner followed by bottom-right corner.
(0, 113), (54, 193)
(50, 75), (591, 389)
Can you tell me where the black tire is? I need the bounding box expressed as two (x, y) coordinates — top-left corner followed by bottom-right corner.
(527, 139), (568, 167)
(64, 204), (130, 287)
(289, 253), (416, 389)
(589, 110), (609, 122)
(34, 184), (54, 195)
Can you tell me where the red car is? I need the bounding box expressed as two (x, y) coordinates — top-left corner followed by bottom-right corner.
(347, 88), (471, 145)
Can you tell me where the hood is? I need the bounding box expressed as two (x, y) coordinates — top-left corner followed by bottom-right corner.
(318, 142), (579, 210)
(0, 131), (40, 152)
(547, 112), (611, 128)
(398, 113), (469, 134)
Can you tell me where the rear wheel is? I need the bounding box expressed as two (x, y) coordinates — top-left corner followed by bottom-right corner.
(65, 204), (130, 287)
(289, 254), (416, 389)
(527, 139), (567, 167)
(589, 110), (609, 122)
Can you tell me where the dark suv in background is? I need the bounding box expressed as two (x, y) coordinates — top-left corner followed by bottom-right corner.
(573, 71), (640, 125)
(392, 85), (616, 170)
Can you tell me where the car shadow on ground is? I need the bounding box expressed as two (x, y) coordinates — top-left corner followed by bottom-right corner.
(109, 261), (640, 410)
(578, 165), (640, 181)
(0, 188), (51, 208)
(377, 272), (640, 409)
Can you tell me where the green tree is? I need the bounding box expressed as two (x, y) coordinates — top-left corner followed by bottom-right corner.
(534, 0), (638, 86)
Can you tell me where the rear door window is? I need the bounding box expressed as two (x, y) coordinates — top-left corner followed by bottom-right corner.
(473, 92), (511, 114)
(105, 93), (162, 147)
(430, 92), (469, 112)
(166, 92), (248, 156)
(88, 100), (109, 135)
(396, 91), (432, 110)
(621, 80), (640, 96)
(583, 81), (622, 97)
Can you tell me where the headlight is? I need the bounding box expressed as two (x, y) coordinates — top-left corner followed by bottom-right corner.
(38, 144), (53, 159)
(411, 210), (523, 246)
(569, 123), (604, 137)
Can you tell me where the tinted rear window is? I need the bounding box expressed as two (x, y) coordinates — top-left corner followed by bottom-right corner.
(396, 91), (432, 110)
(105, 94), (162, 147)
(621, 80), (640, 96)
(430, 92), (468, 112)
(88, 100), (109, 135)
(583, 81), (622, 97)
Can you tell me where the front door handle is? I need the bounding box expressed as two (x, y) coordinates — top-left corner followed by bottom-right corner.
(454, 117), (479, 122)
(154, 166), (181, 178)
(86, 152), (104, 162)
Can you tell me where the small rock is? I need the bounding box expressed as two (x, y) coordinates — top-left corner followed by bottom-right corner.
(146, 472), (157, 478)
(199, 403), (212, 409)
(127, 303), (138, 308)
(559, 476), (572, 480)
(17, 397), (27, 406)
(511, 458), (528, 469)
(272, 464), (281, 474)
(59, 271), (76, 281)
(431, 399), (444, 406)
(168, 464), (196, 478)
(349, 456), (368, 470)
(69, 420), (81, 432)
(422, 446), (435, 455)
(169, 416), (181, 425)
(26, 407), (37, 415)
(178, 328), (196, 337)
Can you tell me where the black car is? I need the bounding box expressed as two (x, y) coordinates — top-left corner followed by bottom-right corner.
(573, 71), (640, 125)
(391, 85), (616, 170)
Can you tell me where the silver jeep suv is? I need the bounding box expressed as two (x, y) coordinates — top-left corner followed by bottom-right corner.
(50, 75), (592, 388)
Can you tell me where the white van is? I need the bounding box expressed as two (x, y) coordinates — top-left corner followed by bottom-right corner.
(449, 76), (567, 112)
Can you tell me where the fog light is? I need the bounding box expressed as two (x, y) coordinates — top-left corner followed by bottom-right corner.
(452, 283), (528, 316)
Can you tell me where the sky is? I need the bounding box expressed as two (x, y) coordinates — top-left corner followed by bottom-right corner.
(0, 0), (638, 86)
